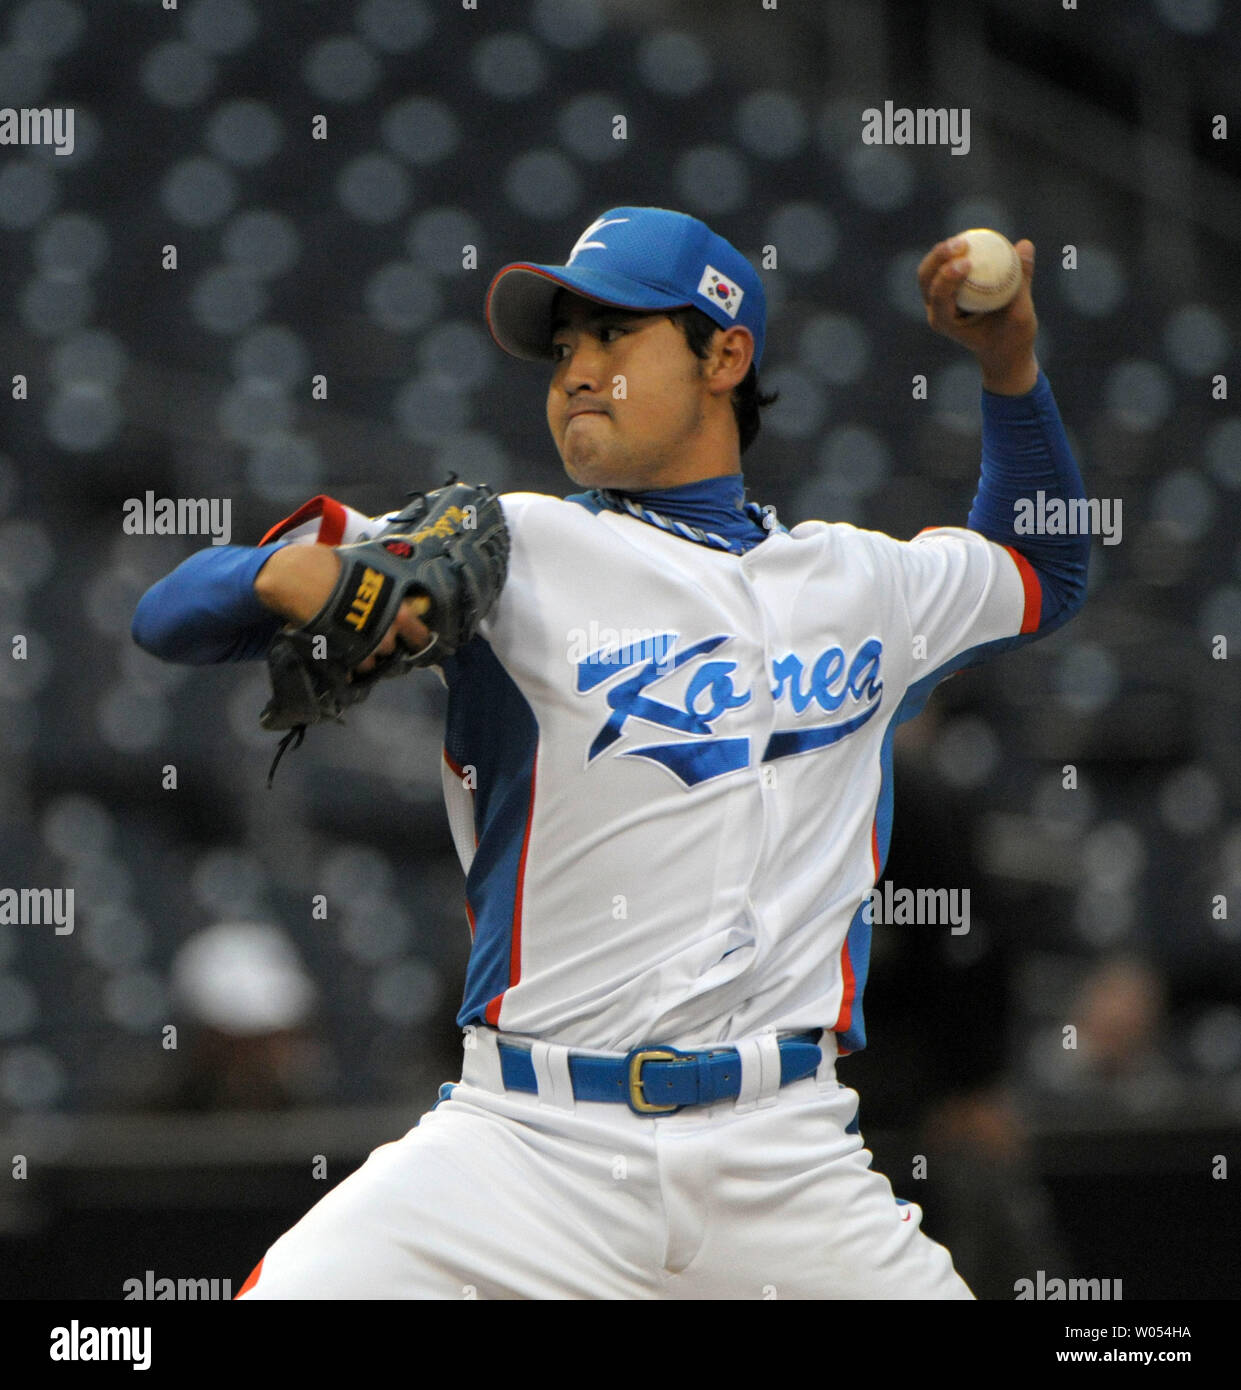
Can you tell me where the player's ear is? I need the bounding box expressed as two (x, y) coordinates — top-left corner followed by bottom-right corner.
(706, 326), (754, 396)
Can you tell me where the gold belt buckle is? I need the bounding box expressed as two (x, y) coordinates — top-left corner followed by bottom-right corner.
(627, 1048), (679, 1113)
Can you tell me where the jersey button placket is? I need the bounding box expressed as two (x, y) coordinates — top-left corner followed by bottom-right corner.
(740, 560), (780, 950)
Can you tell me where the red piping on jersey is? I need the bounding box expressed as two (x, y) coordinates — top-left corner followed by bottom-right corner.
(834, 945), (856, 1051)
(317, 497), (347, 547)
(257, 495), (349, 547)
(1001, 545), (1043, 633)
(483, 744), (539, 1026)
(235, 1258), (264, 1298)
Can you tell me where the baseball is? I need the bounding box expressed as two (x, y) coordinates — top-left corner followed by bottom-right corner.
(953, 228), (1022, 313)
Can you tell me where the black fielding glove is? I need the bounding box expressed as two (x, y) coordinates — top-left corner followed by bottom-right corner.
(260, 477), (510, 783)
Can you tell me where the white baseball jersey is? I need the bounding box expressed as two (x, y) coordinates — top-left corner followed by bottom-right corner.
(428, 491), (1040, 1055)
(236, 485), (1039, 1302)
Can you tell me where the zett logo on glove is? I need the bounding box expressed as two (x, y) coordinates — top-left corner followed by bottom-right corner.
(344, 568), (387, 632)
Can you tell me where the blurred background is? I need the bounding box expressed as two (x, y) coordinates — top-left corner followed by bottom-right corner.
(0, 0), (1238, 1300)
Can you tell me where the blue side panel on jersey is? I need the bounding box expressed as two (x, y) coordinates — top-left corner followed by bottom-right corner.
(844, 696), (903, 1051)
(834, 686), (904, 1052)
(836, 899), (872, 1053)
(440, 636), (540, 1028)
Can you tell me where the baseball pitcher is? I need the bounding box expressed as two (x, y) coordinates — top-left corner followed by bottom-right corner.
(133, 206), (1088, 1299)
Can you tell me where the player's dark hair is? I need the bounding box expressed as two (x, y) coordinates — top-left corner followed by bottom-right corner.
(665, 306), (779, 454)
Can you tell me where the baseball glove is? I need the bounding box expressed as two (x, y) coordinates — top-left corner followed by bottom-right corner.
(260, 476), (509, 784)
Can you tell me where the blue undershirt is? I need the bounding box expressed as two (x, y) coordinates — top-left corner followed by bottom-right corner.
(565, 473), (766, 552)
(131, 370), (1088, 663)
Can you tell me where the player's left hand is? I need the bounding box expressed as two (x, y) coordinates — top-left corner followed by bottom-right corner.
(355, 596), (433, 675)
(918, 235), (1038, 394)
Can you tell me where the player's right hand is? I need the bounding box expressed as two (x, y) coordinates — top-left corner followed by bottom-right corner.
(254, 544), (432, 673)
(254, 542), (343, 624)
(917, 235), (1039, 394)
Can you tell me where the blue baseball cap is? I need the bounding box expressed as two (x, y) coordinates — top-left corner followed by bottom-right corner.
(485, 206), (767, 368)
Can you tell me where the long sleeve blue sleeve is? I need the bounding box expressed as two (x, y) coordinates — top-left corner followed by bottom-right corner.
(132, 544), (286, 664)
(967, 369), (1089, 634)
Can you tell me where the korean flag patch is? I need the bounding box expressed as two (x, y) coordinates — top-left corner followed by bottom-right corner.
(696, 265), (743, 319)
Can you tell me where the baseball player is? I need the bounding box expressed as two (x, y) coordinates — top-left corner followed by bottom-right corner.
(132, 205), (1088, 1299)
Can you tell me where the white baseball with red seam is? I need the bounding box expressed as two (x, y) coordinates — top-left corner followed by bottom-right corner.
(953, 228), (1022, 313)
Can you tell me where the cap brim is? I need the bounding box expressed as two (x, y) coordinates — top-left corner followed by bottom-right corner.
(485, 263), (694, 361)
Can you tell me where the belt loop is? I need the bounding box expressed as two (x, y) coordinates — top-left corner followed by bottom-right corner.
(530, 1040), (576, 1111)
(732, 1038), (762, 1113)
(753, 1030), (782, 1108)
(734, 1030), (782, 1112)
(815, 1030), (838, 1090)
(462, 1023), (503, 1092)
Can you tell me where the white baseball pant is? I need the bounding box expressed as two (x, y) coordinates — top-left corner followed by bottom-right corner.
(236, 1025), (974, 1300)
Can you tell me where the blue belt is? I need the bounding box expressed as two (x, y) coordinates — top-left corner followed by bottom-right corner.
(497, 1032), (823, 1115)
